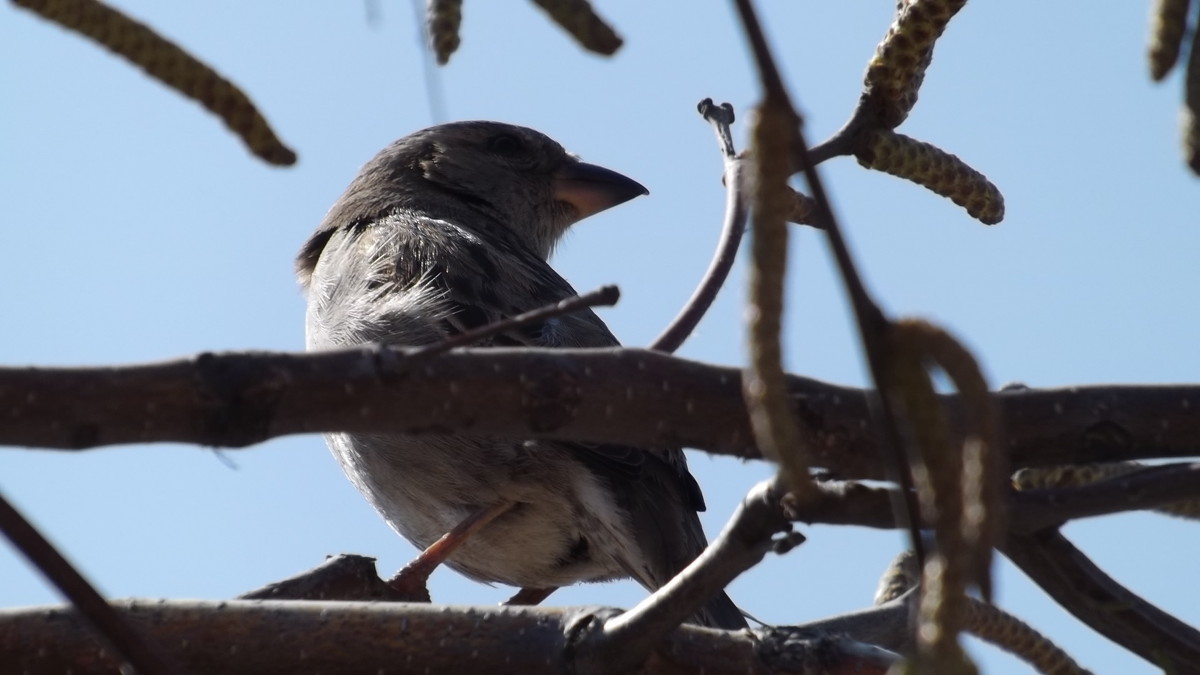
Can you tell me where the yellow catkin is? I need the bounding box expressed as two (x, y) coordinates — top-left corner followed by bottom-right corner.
(427, 0), (463, 65)
(965, 598), (1094, 675)
(744, 103), (815, 501)
(1147, 0), (1192, 81)
(13, 0), (296, 165)
(856, 129), (1004, 224)
(529, 0), (622, 55)
(865, 0), (967, 127)
(1185, 17), (1200, 173)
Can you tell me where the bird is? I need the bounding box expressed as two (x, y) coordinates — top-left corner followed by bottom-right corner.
(296, 120), (745, 629)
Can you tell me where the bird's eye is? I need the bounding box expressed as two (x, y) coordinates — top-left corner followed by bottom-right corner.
(488, 134), (523, 155)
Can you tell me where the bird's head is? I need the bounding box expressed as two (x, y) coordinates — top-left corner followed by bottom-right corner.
(297, 121), (648, 286)
(408, 122), (649, 255)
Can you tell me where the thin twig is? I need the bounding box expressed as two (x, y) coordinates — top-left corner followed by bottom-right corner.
(785, 469), (1200, 538)
(0, 490), (176, 673)
(417, 284), (620, 358)
(809, 111), (876, 165)
(1002, 529), (1200, 671)
(651, 101), (747, 353)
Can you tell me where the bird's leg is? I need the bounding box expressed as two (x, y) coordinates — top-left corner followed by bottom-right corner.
(504, 586), (557, 606)
(387, 501), (514, 601)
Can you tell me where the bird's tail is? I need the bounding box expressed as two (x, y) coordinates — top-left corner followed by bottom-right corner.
(614, 455), (748, 630)
(697, 589), (748, 630)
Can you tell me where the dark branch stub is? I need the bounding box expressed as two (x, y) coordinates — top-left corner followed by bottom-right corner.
(697, 98), (737, 158)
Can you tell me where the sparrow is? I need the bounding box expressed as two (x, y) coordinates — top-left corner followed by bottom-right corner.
(296, 121), (744, 629)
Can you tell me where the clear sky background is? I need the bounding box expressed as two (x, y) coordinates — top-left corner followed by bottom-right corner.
(3, 2), (1197, 673)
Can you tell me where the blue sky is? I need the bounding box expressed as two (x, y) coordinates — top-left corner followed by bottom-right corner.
(3, 2), (1197, 672)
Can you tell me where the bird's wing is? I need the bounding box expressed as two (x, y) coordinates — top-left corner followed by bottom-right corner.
(415, 217), (710, 515)
(308, 212), (714, 588)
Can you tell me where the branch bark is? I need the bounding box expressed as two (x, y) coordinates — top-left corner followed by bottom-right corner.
(3, 349), (1199, 480)
(0, 599), (898, 675)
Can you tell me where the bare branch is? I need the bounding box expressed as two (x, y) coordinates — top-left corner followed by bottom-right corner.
(0, 491), (177, 673)
(4, 349), (1200, 478)
(1009, 462), (1200, 533)
(650, 101), (748, 353)
(782, 596), (912, 655)
(1002, 529), (1200, 671)
(529, 0), (622, 55)
(596, 477), (800, 668)
(426, 284), (620, 356)
(0, 599), (897, 674)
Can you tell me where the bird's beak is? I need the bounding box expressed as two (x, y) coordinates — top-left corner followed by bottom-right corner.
(554, 161), (649, 220)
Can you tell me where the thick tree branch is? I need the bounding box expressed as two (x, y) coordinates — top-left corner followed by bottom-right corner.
(3, 348), (1200, 480)
(0, 599), (898, 675)
(243, 551), (1095, 675)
